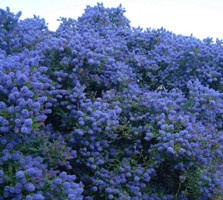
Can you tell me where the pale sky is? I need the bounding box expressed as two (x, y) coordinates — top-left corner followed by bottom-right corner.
(1, 0), (223, 40)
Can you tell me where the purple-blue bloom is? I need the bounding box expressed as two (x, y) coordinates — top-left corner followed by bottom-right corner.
(16, 171), (25, 180)
(24, 183), (35, 192)
(0, 4), (223, 199)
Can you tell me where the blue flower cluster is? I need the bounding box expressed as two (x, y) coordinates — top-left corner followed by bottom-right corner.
(0, 3), (223, 199)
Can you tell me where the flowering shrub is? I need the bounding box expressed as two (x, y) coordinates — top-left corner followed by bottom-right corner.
(0, 3), (223, 200)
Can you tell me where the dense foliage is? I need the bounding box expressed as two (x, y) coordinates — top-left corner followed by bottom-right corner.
(0, 4), (223, 200)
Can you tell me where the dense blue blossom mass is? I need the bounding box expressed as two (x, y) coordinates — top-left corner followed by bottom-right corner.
(0, 3), (223, 200)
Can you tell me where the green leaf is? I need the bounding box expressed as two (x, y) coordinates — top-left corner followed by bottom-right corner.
(29, 147), (39, 152)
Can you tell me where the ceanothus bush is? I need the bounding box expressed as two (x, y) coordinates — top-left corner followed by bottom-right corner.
(0, 3), (223, 200)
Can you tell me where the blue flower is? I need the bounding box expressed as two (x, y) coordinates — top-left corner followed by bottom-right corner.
(0, 170), (4, 177)
(24, 183), (35, 192)
(24, 118), (33, 127)
(16, 171), (24, 179)
(21, 126), (29, 134)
